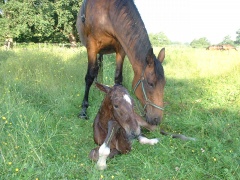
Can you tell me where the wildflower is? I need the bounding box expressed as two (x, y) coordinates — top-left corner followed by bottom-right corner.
(15, 168), (19, 172)
(8, 162), (12, 165)
(2, 116), (6, 120)
(192, 150), (195, 153)
(111, 175), (114, 179)
(201, 148), (205, 153)
(77, 94), (80, 97)
(213, 157), (217, 162)
(175, 167), (180, 171)
(100, 174), (104, 179)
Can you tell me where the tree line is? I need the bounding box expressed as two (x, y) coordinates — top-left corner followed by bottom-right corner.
(1, 1), (240, 48)
(0, 0), (83, 43)
(190, 33), (240, 48)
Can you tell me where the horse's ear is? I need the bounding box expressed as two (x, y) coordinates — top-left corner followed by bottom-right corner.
(95, 82), (111, 93)
(146, 48), (154, 66)
(157, 48), (165, 63)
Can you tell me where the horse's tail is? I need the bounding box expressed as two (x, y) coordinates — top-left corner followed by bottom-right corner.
(81, 0), (87, 23)
(160, 130), (196, 141)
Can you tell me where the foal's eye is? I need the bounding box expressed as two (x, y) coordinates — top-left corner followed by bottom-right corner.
(114, 105), (119, 108)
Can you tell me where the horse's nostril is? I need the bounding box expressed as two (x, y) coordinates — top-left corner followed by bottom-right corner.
(153, 117), (160, 125)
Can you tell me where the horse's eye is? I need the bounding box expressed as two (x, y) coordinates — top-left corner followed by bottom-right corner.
(114, 105), (119, 108)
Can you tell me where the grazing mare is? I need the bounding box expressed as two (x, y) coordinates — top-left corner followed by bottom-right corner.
(76, 0), (166, 125)
(206, 45), (223, 50)
(221, 44), (238, 51)
(89, 82), (159, 170)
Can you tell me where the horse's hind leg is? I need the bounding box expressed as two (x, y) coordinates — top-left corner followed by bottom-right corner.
(89, 147), (100, 161)
(79, 50), (99, 119)
(96, 54), (103, 82)
(114, 49), (125, 85)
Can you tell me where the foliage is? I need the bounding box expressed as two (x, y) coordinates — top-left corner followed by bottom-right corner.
(0, 0), (83, 42)
(0, 47), (240, 179)
(234, 29), (240, 45)
(219, 35), (235, 46)
(149, 32), (171, 46)
(190, 37), (210, 48)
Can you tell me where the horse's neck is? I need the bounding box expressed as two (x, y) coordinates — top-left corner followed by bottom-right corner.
(109, 0), (151, 73)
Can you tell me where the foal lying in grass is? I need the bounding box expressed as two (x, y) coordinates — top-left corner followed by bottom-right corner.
(89, 83), (158, 170)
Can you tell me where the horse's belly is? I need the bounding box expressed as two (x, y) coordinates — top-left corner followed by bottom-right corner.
(99, 48), (115, 54)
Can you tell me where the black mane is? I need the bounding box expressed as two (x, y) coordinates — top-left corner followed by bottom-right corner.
(110, 0), (152, 63)
(110, 0), (164, 80)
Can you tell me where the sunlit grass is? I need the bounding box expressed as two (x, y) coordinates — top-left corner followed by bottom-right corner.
(0, 46), (239, 179)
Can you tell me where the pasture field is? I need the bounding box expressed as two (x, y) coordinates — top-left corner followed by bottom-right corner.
(0, 46), (239, 179)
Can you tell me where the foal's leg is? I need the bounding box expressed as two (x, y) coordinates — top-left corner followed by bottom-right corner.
(114, 49), (125, 85)
(79, 50), (99, 119)
(138, 135), (159, 145)
(134, 113), (157, 131)
(97, 120), (120, 170)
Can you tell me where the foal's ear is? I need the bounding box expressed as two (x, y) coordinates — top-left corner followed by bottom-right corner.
(95, 82), (111, 93)
(157, 48), (165, 63)
(146, 48), (154, 66)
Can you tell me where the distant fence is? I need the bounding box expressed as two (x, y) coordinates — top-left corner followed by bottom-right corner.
(0, 42), (83, 50)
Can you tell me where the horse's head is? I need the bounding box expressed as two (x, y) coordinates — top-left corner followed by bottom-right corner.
(133, 48), (166, 125)
(96, 83), (140, 139)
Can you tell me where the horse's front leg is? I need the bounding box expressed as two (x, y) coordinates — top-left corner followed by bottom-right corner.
(79, 50), (99, 119)
(114, 49), (125, 85)
(97, 120), (120, 170)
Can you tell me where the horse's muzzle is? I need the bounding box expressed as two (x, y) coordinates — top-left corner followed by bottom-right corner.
(146, 116), (161, 125)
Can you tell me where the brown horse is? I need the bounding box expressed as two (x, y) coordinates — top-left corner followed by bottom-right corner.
(206, 45), (223, 50)
(89, 82), (159, 170)
(76, 0), (165, 125)
(221, 44), (238, 51)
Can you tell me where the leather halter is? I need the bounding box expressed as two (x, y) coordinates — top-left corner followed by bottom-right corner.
(133, 68), (165, 113)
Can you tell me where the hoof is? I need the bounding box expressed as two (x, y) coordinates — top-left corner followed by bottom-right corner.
(78, 110), (88, 119)
(97, 164), (107, 170)
(89, 149), (99, 161)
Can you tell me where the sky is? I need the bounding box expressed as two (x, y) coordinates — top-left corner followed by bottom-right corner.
(135, 0), (240, 44)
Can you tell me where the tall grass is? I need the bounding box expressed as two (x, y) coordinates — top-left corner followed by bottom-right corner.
(0, 47), (239, 179)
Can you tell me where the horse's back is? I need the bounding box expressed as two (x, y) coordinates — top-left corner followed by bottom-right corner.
(77, 0), (116, 49)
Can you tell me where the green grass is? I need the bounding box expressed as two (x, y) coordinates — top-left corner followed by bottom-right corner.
(0, 46), (239, 179)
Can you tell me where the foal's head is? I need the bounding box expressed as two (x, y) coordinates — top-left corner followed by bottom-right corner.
(96, 83), (140, 139)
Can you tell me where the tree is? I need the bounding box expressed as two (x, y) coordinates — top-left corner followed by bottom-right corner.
(219, 35), (234, 46)
(190, 37), (210, 48)
(0, 0), (83, 43)
(234, 29), (240, 45)
(149, 32), (171, 46)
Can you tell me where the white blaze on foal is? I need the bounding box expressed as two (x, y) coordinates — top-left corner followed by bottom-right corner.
(138, 136), (159, 145)
(123, 94), (132, 105)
